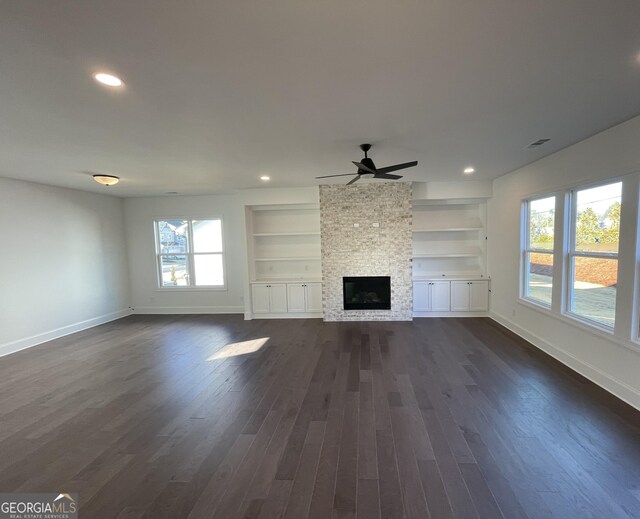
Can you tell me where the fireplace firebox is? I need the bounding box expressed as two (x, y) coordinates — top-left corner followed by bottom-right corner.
(343, 276), (391, 310)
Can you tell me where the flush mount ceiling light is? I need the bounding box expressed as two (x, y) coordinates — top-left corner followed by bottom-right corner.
(463, 167), (475, 175)
(526, 138), (551, 149)
(93, 72), (124, 88)
(93, 174), (120, 186)
(260, 175), (270, 181)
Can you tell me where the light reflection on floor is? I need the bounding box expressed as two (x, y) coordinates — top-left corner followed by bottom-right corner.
(207, 337), (270, 360)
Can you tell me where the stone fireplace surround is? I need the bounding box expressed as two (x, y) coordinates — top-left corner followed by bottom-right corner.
(319, 182), (413, 321)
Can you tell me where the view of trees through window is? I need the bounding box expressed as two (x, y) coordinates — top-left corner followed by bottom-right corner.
(570, 182), (621, 327)
(523, 182), (621, 328)
(526, 197), (555, 305)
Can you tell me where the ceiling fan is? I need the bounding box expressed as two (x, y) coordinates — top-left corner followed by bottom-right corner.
(316, 144), (418, 185)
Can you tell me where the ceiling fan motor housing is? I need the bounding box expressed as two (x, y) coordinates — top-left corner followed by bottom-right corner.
(359, 157), (376, 172)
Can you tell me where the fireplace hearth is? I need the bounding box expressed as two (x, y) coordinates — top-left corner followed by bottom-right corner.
(343, 276), (391, 310)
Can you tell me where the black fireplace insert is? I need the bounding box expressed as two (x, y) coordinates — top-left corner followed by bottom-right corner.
(343, 276), (391, 310)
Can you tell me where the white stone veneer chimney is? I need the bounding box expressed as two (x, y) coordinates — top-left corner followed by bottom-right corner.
(319, 182), (413, 321)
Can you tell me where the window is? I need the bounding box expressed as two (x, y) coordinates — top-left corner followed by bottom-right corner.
(154, 219), (225, 288)
(523, 196), (555, 306)
(568, 182), (621, 328)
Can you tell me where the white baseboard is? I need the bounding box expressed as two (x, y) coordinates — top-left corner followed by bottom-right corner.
(133, 306), (244, 315)
(490, 311), (640, 411)
(248, 312), (323, 320)
(413, 311), (489, 318)
(0, 308), (133, 358)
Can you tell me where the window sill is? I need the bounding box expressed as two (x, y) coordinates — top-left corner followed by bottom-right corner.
(517, 298), (640, 356)
(156, 286), (227, 292)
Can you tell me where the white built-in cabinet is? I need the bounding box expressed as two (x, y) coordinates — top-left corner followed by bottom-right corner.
(245, 200), (489, 318)
(246, 204), (323, 318)
(412, 198), (490, 316)
(250, 281), (322, 316)
(287, 282), (323, 313)
(450, 280), (489, 312)
(413, 281), (451, 312)
(251, 283), (288, 314)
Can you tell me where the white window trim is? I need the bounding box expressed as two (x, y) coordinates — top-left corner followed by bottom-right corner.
(154, 217), (227, 290)
(519, 173), (640, 344)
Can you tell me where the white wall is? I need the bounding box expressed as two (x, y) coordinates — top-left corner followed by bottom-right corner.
(123, 186), (319, 314)
(0, 178), (131, 356)
(123, 194), (245, 313)
(488, 115), (640, 409)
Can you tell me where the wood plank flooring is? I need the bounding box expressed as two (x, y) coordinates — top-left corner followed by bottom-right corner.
(1, 315), (640, 518)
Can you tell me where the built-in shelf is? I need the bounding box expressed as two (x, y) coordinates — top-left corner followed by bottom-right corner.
(412, 227), (481, 233)
(413, 253), (479, 258)
(246, 204), (322, 290)
(254, 257), (321, 262)
(253, 232), (321, 237)
(412, 200), (487, 279)
(413, 274), (489, 281)
(252, 277), (323, 283)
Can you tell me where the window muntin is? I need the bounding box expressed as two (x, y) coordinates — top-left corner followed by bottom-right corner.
(523, 196), (555, 306)
(568, 182), (621, 328)
(155, 219), (225, 288)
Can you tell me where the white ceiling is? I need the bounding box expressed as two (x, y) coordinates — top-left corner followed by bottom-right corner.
(1, 1), (640, 197)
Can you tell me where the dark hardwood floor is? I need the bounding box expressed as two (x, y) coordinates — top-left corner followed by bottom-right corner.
(1, 315), (639, 518)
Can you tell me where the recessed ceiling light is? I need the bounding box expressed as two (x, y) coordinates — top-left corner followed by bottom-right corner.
(463, 167), (475, 175)
(93, 174), (120, 186)
(93, 72), (124, 87)
(260, 176), (270, 181)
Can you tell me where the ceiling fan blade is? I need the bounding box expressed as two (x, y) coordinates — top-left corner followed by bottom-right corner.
(346, 175), (361, 185)
(352, 161), (376, 174)
(315, 173), (357, 179)
(373, 173), (403, 180)
(375, 161), (418, 174)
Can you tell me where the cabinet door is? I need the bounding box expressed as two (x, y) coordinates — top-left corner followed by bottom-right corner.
(469, 281), (489, 311)
(251, 284), (271, 314)
(413, 282), (430, 312)
(287, 284), (307, 312)
(450, 281), (470, 312)
(269, 284), (288, 313)
(305, 283), (323, 313)
(430, 281), (451, 312)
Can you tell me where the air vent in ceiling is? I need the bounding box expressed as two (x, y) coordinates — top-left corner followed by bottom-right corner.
(526, 138), (551, 149)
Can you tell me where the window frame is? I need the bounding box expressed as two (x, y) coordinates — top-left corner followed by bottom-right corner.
(154, 217), (227, 290)
(565, 179), (622, 331)
(522, 195), (556, 308)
